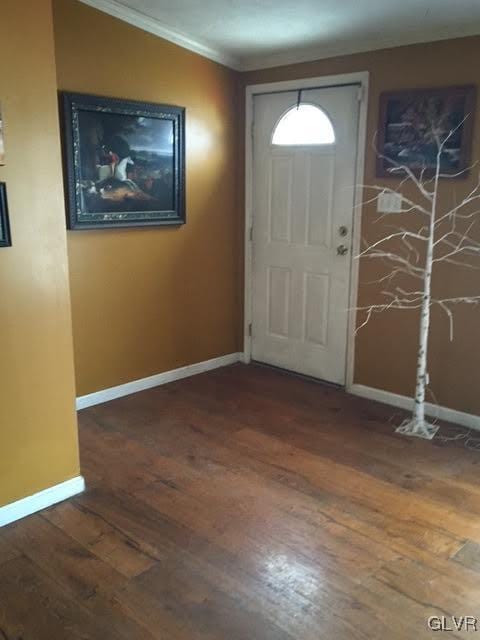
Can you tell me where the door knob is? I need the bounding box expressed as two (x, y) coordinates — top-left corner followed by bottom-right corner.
(337, 244), (349, 256)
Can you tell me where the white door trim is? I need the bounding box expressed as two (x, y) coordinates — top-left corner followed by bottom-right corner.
(244, 71), (369, 391)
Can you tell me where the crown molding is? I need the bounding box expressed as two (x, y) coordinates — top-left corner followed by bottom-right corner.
(77, 0), (480, 73)
(77, 0), (242, 70)
(239, 28), (480, 71)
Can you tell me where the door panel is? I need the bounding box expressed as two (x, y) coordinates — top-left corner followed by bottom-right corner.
(304, 272), (329, 347)
(251, 85), (359, 385)
(268, 266), (291, 338)
(306, 153), (334, 247)
(269, 157), (293, 243)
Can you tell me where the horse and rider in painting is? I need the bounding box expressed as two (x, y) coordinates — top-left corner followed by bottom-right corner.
(78, 110), (175, 214)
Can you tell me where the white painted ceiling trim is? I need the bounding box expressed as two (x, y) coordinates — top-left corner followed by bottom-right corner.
(78, 0), (480, 72)
(78, 0), (242, 69)
(240, 29), (480, 71)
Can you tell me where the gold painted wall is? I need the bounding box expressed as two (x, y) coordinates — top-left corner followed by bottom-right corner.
(0, 1), (80, 507)
(53, 0), (241, 397)
(52, 0), (480, 415)
(241, 36), (480, 415)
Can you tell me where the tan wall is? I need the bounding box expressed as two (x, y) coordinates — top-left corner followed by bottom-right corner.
(53, 0), (241, 397)
(241, 36), (480, 415)
(0, 1), (80, 507)
(51, 0), (480, 415)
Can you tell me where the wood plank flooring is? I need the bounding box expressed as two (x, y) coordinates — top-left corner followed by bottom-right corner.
(1, 363), (480, 638)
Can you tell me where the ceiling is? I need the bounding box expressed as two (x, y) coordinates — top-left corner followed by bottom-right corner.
(80, 0), (480, 70)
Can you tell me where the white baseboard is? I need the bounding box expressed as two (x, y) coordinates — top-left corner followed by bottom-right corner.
(0, 476), (85, 528)
(349, 384), (480, 432)
(76, 352), (244, 410)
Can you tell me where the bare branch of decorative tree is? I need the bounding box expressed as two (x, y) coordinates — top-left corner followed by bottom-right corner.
(354, 118), (480, 440)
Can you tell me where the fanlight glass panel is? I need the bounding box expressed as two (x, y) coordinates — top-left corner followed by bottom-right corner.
(272, 104), (335, 146)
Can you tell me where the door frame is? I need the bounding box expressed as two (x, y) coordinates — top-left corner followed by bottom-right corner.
(244, 71), (369, 391)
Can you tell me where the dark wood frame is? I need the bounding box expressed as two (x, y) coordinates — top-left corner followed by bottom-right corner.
(61, 92), (186, 230)
(376, 85), (476, 178)
(0, 182), (11, 247)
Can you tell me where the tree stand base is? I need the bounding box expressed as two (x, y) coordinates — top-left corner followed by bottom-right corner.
(395, 418), (440, 440)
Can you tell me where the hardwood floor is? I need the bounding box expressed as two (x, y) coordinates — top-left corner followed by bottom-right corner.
(1, 363), (480, 639)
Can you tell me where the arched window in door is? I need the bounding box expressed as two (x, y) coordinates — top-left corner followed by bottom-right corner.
(272, 104), (335, 146)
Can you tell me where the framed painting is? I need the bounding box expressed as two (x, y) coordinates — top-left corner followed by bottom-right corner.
(0, 103), (5, 166)
(377, 85), (476, 178)
(0, 183), (11, 247)
(61, 92), (185, 229)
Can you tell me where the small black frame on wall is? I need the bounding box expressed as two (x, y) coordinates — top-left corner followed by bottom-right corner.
(0, 182), (11, 247)
(61, 92), (186, 230)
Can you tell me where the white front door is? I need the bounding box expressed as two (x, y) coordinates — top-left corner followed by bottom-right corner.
(251, 85), (359, 385)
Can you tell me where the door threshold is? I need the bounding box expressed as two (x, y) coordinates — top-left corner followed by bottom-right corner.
(251, 360), (345, 390)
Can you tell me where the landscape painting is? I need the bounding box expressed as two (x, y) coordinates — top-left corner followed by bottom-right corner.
(377, 86), (476, 177)
(62, 93), (185, 229)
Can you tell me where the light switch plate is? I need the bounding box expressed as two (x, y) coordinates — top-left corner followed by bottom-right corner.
(377, 190), (403, 213)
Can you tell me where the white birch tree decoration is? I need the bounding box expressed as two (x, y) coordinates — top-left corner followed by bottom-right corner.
(356, 119), (480, 440)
